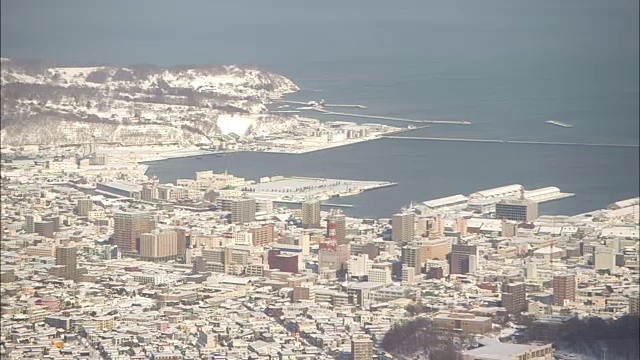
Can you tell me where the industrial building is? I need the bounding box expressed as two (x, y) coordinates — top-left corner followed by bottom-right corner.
(469, 184), (524, 201)
(96, 181), (142, 198)
(423, 194), (469, 211)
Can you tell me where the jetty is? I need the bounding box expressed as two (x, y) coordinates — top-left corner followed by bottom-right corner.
(276, 100), (367, 109)
(321, 203), (355, 208)
(382, 125), (430, 136)
(381, 136), (639, 148)
(382, 136), (502, 143)
(312, 108), (471, 125)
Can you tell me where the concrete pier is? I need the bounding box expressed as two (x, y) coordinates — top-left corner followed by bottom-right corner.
(313, 108), (471, 125)
(381, 136), (639, 148)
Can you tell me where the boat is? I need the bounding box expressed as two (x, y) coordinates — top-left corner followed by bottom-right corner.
(545, 120), (574, 128)
(196, 156), (203, 160)
(216, 153), (224, 158)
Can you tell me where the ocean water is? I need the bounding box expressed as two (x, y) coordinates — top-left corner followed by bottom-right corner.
(2, 0), (638, 218)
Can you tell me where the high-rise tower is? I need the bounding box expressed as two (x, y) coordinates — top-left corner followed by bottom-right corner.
(112, 212), (155, 255)
(301, 200), (321, 228)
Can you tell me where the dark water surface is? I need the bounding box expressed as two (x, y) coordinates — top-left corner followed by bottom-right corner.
(2, 0), (638, 217)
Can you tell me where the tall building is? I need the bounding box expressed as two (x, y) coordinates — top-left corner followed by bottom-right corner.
(34, 221), (55, 238)
(76, 199), (93, 216)
(402, 267), (416, 285)
(552, 274), (576, 306)
(231, 198), (256, 224)
(249, 224), (274, 246)
(139, 231), (178, 261)
(293, 282), (315, 302)
(44, 216), (61, 232)
(401, 246), (423, 275)
(367, 268), (392, 284)
(501, 219), (518, 237)
(55, 246), (77, 281)
(430, 215), (445, 238)
(347, 254), (373, 277)
(502, 282), (527, 313)
(318, 244), (350, 271)
(112, 212), (155, 255)
(629, 292), (639, 316)
(267, 249), (299, 273)
(495, 199), (538, 222)
(425, 259), (449, 278)
(24, 214), (40, 233)
(351, 337), (373, 360)
(449, 244), (477, 274)
(526, 261), (538, 279)
(392, 213), (415, 242)
(301, 200), (321, 228)
(594, 246), (616, 272)
(326, 211), (347, 245)
(176, 228), (190, 261)
(417, 238), (451, 261)
(454, 217), (468, 236)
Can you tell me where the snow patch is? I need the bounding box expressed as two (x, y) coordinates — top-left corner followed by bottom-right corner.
(216, 115), (256, 136)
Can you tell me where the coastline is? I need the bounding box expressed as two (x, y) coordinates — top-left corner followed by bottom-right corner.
(137, 131), (401, 163)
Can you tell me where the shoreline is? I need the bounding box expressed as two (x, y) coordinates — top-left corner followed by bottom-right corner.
(137, 132), (400, 163)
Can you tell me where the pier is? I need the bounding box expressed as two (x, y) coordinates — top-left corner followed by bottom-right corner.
(312, 108), (471, 125)
(321, 203), (354, 208)
(382, 125), (430, 136)
(276, 100), (367, 109)
(507, 140), (639, 148)
(324, 104), (368, 109)
(382, 136), (502, 143)
(380, 136), (639, 148)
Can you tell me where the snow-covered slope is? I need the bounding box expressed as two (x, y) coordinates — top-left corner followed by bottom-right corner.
(0, 58), (300, 146)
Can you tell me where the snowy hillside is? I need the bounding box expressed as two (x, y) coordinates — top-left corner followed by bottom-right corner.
(0, 58), (300, 146)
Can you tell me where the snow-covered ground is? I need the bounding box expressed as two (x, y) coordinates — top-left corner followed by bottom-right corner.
(216, 114), (256, 136)
(1, 58), (301, 146)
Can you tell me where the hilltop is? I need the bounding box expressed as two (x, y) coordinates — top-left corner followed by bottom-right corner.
(0, 58), (300, 146)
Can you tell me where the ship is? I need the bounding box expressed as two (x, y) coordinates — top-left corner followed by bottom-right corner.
(545, 120), (574, 128)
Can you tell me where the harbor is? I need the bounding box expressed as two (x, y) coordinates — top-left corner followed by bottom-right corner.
(243, 175), (397, 204)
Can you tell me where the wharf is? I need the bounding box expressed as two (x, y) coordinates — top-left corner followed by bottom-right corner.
(321, 203), (354, 208)
(383, 136), (502, 143)
(276, 100), (368, 109)
(382, 136), (639, 148)
(313, 108), (471, 125)
(382, 125), (430, 136)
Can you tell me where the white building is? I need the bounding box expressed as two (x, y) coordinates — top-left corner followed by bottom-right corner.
(233, 231), (253, 246)
(348, 254), (373, 277)
(367, 268), (392, 285)
(594, 246), (616, 272)
(402, 267), (416, 285)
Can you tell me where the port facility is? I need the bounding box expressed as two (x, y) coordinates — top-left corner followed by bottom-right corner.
(415, 185), (575, 212)
(241, 176), (396, 203)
